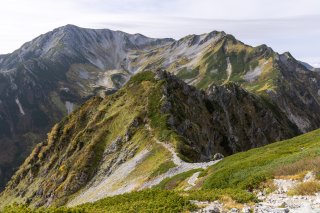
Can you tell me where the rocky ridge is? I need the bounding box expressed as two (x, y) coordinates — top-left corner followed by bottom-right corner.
(0, 70), (306, 208)
(0, 25), (173, 190)
(1, 24), (320, 205)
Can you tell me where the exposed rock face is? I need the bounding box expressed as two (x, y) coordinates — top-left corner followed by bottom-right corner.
(299, 61), (320, 72)
(0, 25), (173, 190)
(0, 71), (302, 207)
(132, 33), (320, 136)
(1, 24), (320, 194)
(272, 53), (320, 133)
(212, 153), (224, 161)
(207, 83), (300, 152)
(158, 71), (298, 160)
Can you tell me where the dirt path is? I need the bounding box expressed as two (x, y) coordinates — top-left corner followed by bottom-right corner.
(139, 140), (220, 190)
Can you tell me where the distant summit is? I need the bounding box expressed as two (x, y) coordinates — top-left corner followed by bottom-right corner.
(1, 24), (320, 193)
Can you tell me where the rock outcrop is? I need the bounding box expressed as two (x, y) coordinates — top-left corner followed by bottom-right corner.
(0, 71), (304, 208)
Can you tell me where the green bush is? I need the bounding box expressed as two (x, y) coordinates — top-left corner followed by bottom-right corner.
(187, 188), (257, 203)
(3, 190), (196, 213)
(155, 169), (202, 190)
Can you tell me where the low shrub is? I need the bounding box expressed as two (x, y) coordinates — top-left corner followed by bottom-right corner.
(187, 188), (257, 203)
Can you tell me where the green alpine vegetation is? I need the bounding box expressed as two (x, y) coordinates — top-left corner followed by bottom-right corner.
(2, 25), (320, 194)
(3, 127), (320, 212)
(0, 70), (302, 209)
(1, 25), (320, 212)
(2, 188), (256, 213)
(0, 71), (177, 208)
(202, 128), (320, 190)
(147, 128), (320, 195)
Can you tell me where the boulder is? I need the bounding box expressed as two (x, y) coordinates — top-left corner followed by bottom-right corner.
(212, 153), (224, 160)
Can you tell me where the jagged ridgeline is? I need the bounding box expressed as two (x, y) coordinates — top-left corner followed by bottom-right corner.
(2, 25), (320, 192)
(0, 70), (300, 208)
(135, 33), (320, 133)
(0, 25), (173, 190)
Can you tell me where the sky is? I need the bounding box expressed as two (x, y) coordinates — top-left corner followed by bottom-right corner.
(0, 0), (320, 67)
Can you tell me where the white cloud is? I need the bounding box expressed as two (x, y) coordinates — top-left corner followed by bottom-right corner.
(0, 0), (319, 65)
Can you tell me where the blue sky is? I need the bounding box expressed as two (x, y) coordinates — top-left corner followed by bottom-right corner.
(0, 0), (319, 67)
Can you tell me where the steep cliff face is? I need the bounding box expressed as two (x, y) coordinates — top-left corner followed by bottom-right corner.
(0, 71), (300, 208)
(156, 71), (298, 160)
(205, 83), (298, 152)
(271, 53), (320, 133)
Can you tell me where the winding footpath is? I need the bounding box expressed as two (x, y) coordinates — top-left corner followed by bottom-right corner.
(139, 140), (220, 190)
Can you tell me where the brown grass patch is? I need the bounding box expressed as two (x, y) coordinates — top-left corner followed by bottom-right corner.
(273, 157), (320, 178)
(220, 195), (244, 210)
(288, 181), (320, 196)
(276, 171), (308, 181)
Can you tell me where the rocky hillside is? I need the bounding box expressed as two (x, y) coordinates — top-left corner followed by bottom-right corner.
(1, 24), (320, 193)
(300, 61), (320, 72)
(4, 127), (320, 213)
(0, 25), (172, 190)
(132, 32), (320, 134)
(0, 71), (301, 208)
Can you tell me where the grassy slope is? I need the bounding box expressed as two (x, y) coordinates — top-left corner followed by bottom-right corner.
(4, 128), (320, 212)
(156, 128), (320, 192)
(0, 70), (214, 210)
(170, 35), (279, 93)
(0, 71), (199, 209)
(203, 128), (320, 190)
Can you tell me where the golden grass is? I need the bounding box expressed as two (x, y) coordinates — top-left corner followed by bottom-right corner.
(288, 181), (320, 196)
(225, 41), (253, 54)
(273, 156), (320, 178)
(220, 195), (244, 210)
(276, 172), (307, 181)
(257, 83), (273, 92)
(258, 59), (273, 80)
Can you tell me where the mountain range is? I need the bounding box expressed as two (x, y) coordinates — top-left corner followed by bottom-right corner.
(1, 25), (320, 211)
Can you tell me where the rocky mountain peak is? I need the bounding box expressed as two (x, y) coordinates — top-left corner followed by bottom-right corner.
(1, 25), (320, 198)
(170, 30), (225, 48)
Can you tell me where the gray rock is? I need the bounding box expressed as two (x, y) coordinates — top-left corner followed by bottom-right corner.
(104, 136), (122, 155)
(125, 131), (131, 142)
(230, 208), (239, 213)
(161, 100), (172, 113)
(130, 118), (140, 128)
(303, 171), (315, 182)
(242, 207), (251, 213)
(212, 153), (224, 160)
(210, 207), (221, 213)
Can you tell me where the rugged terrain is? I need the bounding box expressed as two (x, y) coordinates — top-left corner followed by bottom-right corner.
(1, 24), (320, 212)
(0, 25), (172, 189)
(1, 25), (320, 191)
(0, 71), (304, 208)
(132, 33), (320, 134)
(3, 116), (320, 212)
